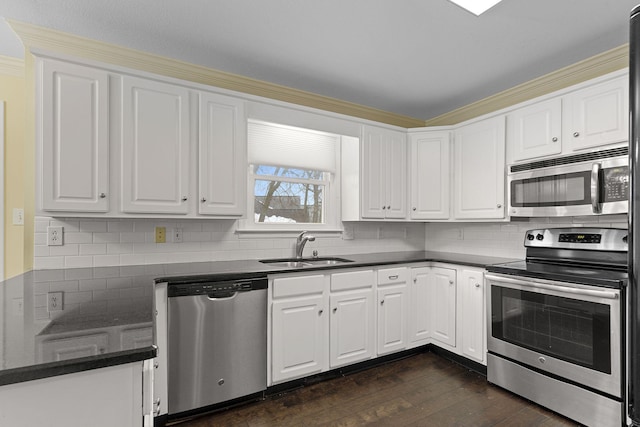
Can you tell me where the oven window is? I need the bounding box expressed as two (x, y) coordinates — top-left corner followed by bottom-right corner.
(491, 286), (611, 373)
(511, 171), (591, 207)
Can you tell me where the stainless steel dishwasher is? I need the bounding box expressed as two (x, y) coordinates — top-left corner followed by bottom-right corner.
(167, 276), (268, 416)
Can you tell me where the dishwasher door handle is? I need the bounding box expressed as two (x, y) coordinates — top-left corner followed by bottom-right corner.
(207, 292), (239, 300)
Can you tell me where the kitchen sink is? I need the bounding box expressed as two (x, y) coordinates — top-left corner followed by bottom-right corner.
(260, 257), (354, 268)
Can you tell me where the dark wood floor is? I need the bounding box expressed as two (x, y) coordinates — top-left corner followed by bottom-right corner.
(172, 351), (578, 426)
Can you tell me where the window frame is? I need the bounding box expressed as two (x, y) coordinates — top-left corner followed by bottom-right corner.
(238, 123), (342, 234)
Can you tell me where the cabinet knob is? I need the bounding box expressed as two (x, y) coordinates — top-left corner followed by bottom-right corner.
(475, 283), (480, 288)
(318, 309), (323, 316)
(497, 204), (502, 208)
(201, 197), (207, 203)
(333, 307), (337, 313)
(181, 196), (188, 202)
(449, 280), (454, 285)
(412, 207), (417, 211)
(380, 300), (385, 305)
(382, 206), (386, 210)
(387, 205), (391, 210)
(573, 132), (580, 137)
(552, 137), (558, 142)
(413, 278), (417, 283)
(99, 192), (106, 199)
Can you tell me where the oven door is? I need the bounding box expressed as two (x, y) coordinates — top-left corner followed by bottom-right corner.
(486, 273), (621, 398)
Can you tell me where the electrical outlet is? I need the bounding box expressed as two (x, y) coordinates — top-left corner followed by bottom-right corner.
(12, 208), (24, 225)
(155, 227), (166, 243)
(172, 228), (183, 243)
(47, 292), (63, 312)
(342, 225), (354, 240)
(47, 226), (64, 246)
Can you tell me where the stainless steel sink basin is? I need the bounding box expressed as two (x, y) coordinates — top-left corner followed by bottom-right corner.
(259, 257), (353, 268)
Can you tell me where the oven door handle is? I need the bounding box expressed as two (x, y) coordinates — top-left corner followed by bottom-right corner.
(591, 162), (602, 214)
(485, 273), (619, 300)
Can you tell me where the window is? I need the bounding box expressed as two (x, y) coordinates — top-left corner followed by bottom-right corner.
(241, 120), (341, 232)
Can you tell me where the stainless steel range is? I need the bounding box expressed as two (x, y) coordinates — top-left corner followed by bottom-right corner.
(485, 227), (627, 427)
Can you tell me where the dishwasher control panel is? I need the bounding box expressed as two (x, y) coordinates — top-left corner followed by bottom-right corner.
(168, 277), (267, 297)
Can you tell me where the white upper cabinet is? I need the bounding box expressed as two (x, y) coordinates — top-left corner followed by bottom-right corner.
(506, 73), (629, 165)
(198, 92), (246, 216)
(563, 75), (629, 152)
(121, 76), (191, 214)
(409, 131), (451, 220)
(507, 98), (562, 163)
(40, 58), (110, 212)
(361, 125), (407, 219)
(453, 116), (506, 220)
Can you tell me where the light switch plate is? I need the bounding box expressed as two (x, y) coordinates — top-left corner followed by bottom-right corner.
(12, 208), (24, 225)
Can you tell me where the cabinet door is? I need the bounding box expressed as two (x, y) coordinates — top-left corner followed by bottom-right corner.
(385, 130), (408, 219)
(408, 267), (431, 347)
(507, 98), (562, 163)
(409, 131), (450, 219)
(361, 126), (407, 219)
(121, 76), (190, 214)
(329, 289), (375, 368)
(459, 268), (486, 364)
(430, 267), (456, 347)
(272, 295), (327, 383)
(361, 127), (386, 219)
(377, 284), (408, 355)
(454, 116), (506, 219)
(563, 76), (629, 152)
(198, 92), (246, 216)
(41, 59), (109, 212)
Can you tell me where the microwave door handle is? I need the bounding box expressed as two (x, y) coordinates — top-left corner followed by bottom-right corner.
(591, 162), (602, 213)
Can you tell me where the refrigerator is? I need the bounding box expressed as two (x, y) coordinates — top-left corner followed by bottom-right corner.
(630, 4), (640, 425)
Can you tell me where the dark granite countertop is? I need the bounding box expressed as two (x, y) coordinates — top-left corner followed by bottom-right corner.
(0, 251), (516, 386)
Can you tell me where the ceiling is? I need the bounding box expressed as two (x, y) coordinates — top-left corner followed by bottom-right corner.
(0, 0), (638, 121)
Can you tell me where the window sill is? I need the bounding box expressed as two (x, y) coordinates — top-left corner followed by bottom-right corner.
(235, 227), (344, 239)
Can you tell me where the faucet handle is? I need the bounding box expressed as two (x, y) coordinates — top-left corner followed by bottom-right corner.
(297, 231), (308, 241)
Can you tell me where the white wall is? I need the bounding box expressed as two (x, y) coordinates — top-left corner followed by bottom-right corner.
(425, 215), (628, 259)
(33, 217), (426, 269)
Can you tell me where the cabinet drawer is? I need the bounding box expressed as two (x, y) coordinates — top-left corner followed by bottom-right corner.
(272, 275), (325, 298)
(377, 267), (408, 285)
(331, 270), (374, 292)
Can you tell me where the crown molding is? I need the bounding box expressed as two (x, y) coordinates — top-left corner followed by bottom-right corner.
(8, 20), (424, 128)
(0, 55), (24, 77)
(424, 44), (629, 126)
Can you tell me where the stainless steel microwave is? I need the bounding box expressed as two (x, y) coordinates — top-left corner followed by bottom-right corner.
(508, 147), (628, 217)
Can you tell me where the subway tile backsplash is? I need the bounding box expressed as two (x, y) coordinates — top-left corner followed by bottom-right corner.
(33, 215), (629, 269)
(33, 217), (426, 269)
(424, 215), (628, 259)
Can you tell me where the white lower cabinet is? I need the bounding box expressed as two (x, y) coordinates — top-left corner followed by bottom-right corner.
(329, 270), (375, 368)
(408, 266), (432, 347)
(376, 267), (409, 355)
(430, 267), (457, 347)
(268, 263), (487, 386)
(270, 274), (328, 384)
(0, 362), (149, 427)
(459, 267), (486, 364)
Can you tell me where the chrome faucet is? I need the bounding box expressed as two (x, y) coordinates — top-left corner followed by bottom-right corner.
(295, 231), (316, 259)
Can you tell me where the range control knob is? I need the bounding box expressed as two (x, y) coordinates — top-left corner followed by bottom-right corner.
(536, 233), (544, 241)
(527, 234), (535, 241)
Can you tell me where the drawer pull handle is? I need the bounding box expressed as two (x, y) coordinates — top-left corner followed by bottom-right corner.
(388, 275), (399, 280)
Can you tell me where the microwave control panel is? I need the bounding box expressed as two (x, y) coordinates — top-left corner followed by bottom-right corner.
(603, 167), (629, 202)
